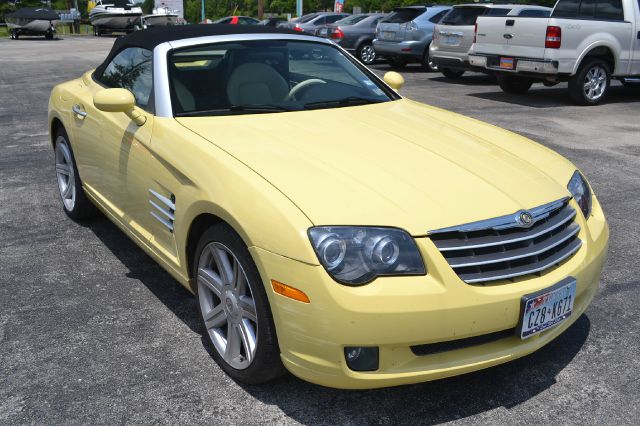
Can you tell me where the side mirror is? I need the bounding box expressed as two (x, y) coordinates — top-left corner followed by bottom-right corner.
(383, 71), (405, 91)
(93, 88), (146, 126)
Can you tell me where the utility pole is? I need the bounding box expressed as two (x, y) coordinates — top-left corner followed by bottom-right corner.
(201, 0), (205, 22)
(258, 0), (263, 19)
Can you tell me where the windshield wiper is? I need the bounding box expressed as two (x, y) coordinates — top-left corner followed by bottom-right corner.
(303, 97), (384, 110)
(175, 104), (294, 117)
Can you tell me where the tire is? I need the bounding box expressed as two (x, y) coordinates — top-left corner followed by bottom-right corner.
(193, 223), (285, 385)
(568, 58), (610, 105)
(45, 32), (53, 40)
(421, 45), (438, 72)
(54, 127), (98, 220)
(388, 58), (407, 69)
(497, 74), (534, 94)
(9, 30), (14, 39)
(93, 26), (101, 37)
(357, 42), (376, 65)
(440, 68), (465, 79)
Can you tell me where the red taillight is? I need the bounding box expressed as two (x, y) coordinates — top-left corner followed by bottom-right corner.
(330, 28), (344, 39)
(294, 24), (303, 32)
(545, 26), (561, 49)
(472, 23), (477, 44)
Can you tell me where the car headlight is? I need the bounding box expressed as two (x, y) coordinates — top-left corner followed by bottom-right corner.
(567, 170), (592, 218)
(308, 226), (425, 285)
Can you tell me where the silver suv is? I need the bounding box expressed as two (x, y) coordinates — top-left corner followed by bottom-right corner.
(430, 4), (551, 79)
(373, 5), (451, 71)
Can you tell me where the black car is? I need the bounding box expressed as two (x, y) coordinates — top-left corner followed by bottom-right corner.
(315, 13), (387, 65)
(259, 17), (287, 27)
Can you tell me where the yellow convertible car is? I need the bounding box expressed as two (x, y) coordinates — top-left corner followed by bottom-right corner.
(48, 25), (608, 389)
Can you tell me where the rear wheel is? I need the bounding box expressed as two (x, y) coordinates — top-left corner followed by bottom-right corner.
(421, 45), (438, 72)
(54, 128), (97, 220)
(568, 58), (610, 105)
(45, 32), (53, 40)
(93, 26), (101, 36)
(193, 223), (285, 384)
(357, 42), (376, 65)
(497, 74), (534, 94)
(440, 68), (465, 79)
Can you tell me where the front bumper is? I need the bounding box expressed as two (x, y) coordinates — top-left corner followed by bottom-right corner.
(373, 39), (426, 60)
(251, 197), (608, 389)
(469, 54), (559, 75)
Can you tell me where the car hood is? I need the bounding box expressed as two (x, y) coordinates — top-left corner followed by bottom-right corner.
(177, 99), (573, 235)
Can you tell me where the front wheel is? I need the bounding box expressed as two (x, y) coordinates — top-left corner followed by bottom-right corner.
(193, 223), (285, 384)
(497, 74), (534, 94)
(568, 58), (610, 105)
(357, 42), (376, 65)
(440, 68), (465, 79)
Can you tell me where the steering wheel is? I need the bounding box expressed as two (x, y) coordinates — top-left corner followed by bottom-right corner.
(285, 78), (327, 101)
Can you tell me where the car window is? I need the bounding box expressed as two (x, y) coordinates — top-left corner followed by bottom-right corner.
(552, 0), (580, 17)
(594, 0), (624, 20)
(429, 10), (449, 23)
(325, 15), (345, 24)
(168, 40), (397, 116)
(335, 14), (368, 25)
(441, 7), (485, 25)
(99, 47), (153, 108)
(298, 13), (318, 23)
(370, 17), (383, 26)
(484, 8), (512, 16)
(382, 8), (425, 23)
(517, 9), (551, 17)
(217, 17), (231, 24)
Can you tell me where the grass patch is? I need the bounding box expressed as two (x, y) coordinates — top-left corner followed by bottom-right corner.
(0, 26), (8, 37)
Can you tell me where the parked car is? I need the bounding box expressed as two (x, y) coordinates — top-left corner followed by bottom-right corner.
(373, 5), (451, 71)
(430, 4), (551, 79)
(315, 13), (387, 65)
(213, 16), (260, 25)
(259, 17), (287, 27)
(283, 12), (350, 33)
(470, 0), (640, 104)
(48, 25), (608, 389)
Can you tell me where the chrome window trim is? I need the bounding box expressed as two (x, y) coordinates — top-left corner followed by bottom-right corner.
(153, 33), (401, 118)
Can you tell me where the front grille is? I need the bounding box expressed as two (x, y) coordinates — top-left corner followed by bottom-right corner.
(430, 198), (582, 284)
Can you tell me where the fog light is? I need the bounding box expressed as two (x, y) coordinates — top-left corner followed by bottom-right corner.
(344, 346), (379, 371)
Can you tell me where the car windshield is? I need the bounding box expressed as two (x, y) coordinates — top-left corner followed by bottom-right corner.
(169, 40), (397, 117)
(297, 13), (319, 23)
(441, 7), (485, 25)
(334, 14), (369, 25)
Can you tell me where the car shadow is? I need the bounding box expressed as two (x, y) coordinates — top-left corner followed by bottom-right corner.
(430, 74), (497, 86)
(79, 215), (202, 334)
(79, 215), (591, 424)
(469, 84), (640, 108)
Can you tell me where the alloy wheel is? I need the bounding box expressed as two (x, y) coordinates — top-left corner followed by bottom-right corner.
(55, 137), (76, 211)
(197, 242), (258, 370)
(360, 44), (376, 65)
(583, 65), (607, 102)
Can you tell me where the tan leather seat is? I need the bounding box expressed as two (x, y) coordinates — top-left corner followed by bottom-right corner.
(173, 78), (195, 112)
(226, 62), (288, 105)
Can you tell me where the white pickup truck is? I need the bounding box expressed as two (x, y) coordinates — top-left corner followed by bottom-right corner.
(469, 0), (640, 105)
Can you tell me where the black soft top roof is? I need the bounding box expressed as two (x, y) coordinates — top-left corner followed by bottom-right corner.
(6, 7), (60, 20)
(95, 24), (299, 76)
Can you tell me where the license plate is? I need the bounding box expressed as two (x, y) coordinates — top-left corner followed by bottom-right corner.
(519, 278), (576, 339)
(319, 28), (328, 36)
(499, 57), (514, 69)
(441, 35), (460, 46)
(381, 31), (394, 41)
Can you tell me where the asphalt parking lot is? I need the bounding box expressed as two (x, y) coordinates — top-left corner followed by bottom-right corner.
(1, 35), (639, 425)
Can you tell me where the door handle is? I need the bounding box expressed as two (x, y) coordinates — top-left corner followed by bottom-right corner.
(72, 104), (87, 118)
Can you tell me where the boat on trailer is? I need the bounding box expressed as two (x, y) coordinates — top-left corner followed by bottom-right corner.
(89, 0), (143, 36)
(141, 6), (178, 28)
(5, 8), (59, 40)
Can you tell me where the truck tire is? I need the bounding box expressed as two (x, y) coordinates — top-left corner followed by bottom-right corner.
(441, 68), (465, 79)
(422, 45), (438, 72)
(497, 74), (533, 94)
(568, 58), (610, 105)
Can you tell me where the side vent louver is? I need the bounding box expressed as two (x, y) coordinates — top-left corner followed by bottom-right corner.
(149, 189), (175, 233)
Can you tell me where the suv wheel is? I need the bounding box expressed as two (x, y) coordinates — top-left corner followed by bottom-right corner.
(568, 58), (610, 105)
(441, 68), (465, 79)
(357, 42), (376, 65)
(193, 223), (285, 384)
(422, 46), (438, 72)
(497, 74), (534, 94)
